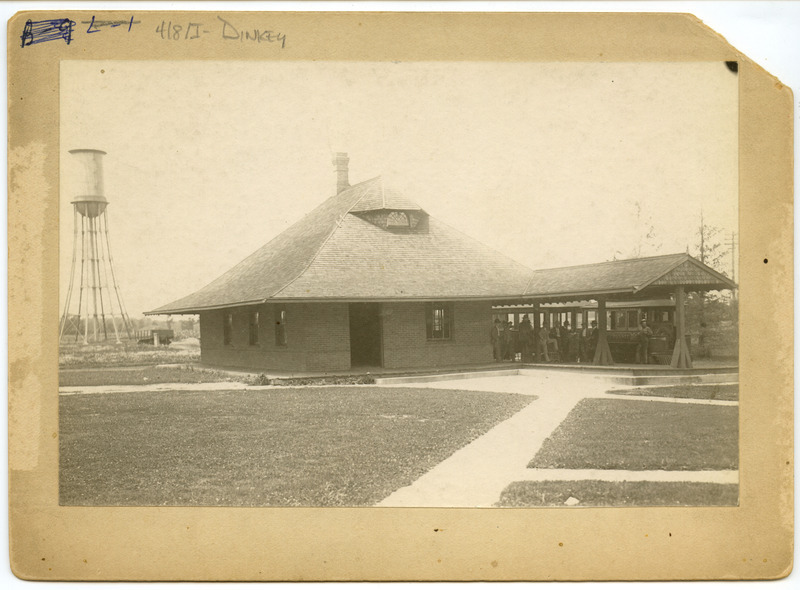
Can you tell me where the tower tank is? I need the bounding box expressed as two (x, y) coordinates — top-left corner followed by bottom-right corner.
(60, 149), (132, 344)
(69, 148), (108, 218)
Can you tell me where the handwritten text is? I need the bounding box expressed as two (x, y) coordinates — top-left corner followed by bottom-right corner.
(217, 16), (286, 47)
(20, 18), (75, 47)
(82, 16), (140, 34)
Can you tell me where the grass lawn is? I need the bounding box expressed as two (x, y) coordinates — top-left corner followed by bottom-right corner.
(610, 383), (738, 401)
(60, 386), (532, 506)
(59, 366), (378, 387)
(497, 480), (739, 507)
(59, 366), (232, 387)
(59, 341), (200, 369)
(529, 398), (738, 471)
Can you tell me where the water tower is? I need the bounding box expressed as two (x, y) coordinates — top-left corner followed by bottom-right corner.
(59, 149), (132, 344)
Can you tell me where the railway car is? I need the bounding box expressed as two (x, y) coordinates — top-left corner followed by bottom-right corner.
(492, 299), (676, 364)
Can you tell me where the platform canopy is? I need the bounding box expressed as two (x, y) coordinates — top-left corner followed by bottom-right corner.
(517, 252), (736, 304)
(495, 253), (736, 370)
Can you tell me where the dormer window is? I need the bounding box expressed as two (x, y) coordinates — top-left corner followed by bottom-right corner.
(353, 209), (425, 231)
(386, 211), (410, 228)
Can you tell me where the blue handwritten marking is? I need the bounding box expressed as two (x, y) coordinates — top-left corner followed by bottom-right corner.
(81, 16), (140, 34)
(85, 15), (99, 34)
(20, 18), (75, 47)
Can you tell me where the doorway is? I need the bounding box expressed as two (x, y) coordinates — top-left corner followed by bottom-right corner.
(349, 303), (383, 367)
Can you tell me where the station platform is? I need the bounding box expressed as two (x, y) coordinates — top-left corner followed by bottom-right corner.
(182, 358), (738, 387)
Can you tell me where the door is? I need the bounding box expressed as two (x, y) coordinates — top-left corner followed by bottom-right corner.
(349, 303), (383, 367)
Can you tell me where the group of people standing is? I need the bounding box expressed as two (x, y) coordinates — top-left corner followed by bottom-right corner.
(489, 318), (522, 362)
(491, 316), (598, 363)
(491, 314), (654, 364)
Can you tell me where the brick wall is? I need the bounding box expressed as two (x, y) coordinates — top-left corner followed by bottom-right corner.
(381, 301), (493, 369)
(199, 302), (351, 372)
(199, 300), (494, 372)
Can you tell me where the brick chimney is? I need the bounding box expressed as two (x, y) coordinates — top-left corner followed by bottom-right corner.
(332, 152), (350, 194)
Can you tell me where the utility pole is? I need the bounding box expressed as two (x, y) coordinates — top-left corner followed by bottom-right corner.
(725, 231), (738, 322)
(699, 208), (705, 265)
(699, 209), (706, 326)
(726, 230), (737, 283)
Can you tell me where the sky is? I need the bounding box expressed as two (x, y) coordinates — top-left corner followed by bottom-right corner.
(60, 60), (738, 317)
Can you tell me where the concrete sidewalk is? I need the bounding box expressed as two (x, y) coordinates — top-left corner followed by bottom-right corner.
(377, 372), (738, 507)
(377, 373), (602, 507)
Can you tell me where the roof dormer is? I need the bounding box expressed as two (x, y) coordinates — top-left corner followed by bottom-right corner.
(348, 176), (428, 232)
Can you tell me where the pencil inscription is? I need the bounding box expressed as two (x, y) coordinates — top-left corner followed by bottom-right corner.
(154, 17), (287, 47)
(217, 16), (286, 47)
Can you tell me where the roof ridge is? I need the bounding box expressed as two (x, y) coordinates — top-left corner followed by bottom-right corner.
(682, 256), (737, 288)
(193, 180), (385, 296)
(348, 175), (382, 192)
(431, 216), (535, 274)
(529, 252), (687, 274)
(270, 178), (382, 298)
(633, 253), (693, 293)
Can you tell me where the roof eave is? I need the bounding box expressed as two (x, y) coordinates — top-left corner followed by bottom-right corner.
(522, 288), (634, 300)
(144, 298), (266, 315)
(633, 255), (737, 293)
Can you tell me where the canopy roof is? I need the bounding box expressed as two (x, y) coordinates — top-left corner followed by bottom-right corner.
(147, 179), (736, 315)
(494, 298), (676, 311)
(521, 253), (737, 302)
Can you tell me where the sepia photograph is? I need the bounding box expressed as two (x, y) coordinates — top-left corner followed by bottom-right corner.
(8, 6), (795, 581)
(57, 60), (740, 509)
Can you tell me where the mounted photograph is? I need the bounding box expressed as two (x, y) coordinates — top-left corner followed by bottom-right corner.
(58, 60), (740, 509)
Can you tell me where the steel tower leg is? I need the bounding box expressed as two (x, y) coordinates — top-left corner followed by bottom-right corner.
(59, 208), (80, 341)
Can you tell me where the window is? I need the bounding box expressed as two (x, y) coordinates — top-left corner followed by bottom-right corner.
(426, 303), (453, 340)
(275, 309), (287, 346)
(249, 311), (260, 345)
(386, 211), (410, 228)
(223, 312), (233, 345)
(627, 310), (639, 329)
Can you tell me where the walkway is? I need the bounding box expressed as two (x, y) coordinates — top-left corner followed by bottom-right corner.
(377, 372), (738, 507)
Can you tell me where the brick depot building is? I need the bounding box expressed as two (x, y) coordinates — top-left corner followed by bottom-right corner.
(147, 155), (735, 372)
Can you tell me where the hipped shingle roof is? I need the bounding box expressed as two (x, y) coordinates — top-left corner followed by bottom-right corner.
(147, 177), (736, 315)
(148, 177), (532, 313)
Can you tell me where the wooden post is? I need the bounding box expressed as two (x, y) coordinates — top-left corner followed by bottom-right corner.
(593, 297), (614, 365)
(532, 301), (541, 362)
(670, 286), (693, 368)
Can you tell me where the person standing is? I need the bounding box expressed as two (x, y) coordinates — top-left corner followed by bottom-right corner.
(518, 315), (533, 362)
(561, 319), (571, 362)
(503, 320), (515, 361)
(548, 323), (560, 360)
(636, 319), (654, 364)
(699, 322), (710, 358)
(588, 320), (599, 362)
(490, 319), (502, 361)
(578, 322), (588, 363)
(537, 324), (550, 362)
